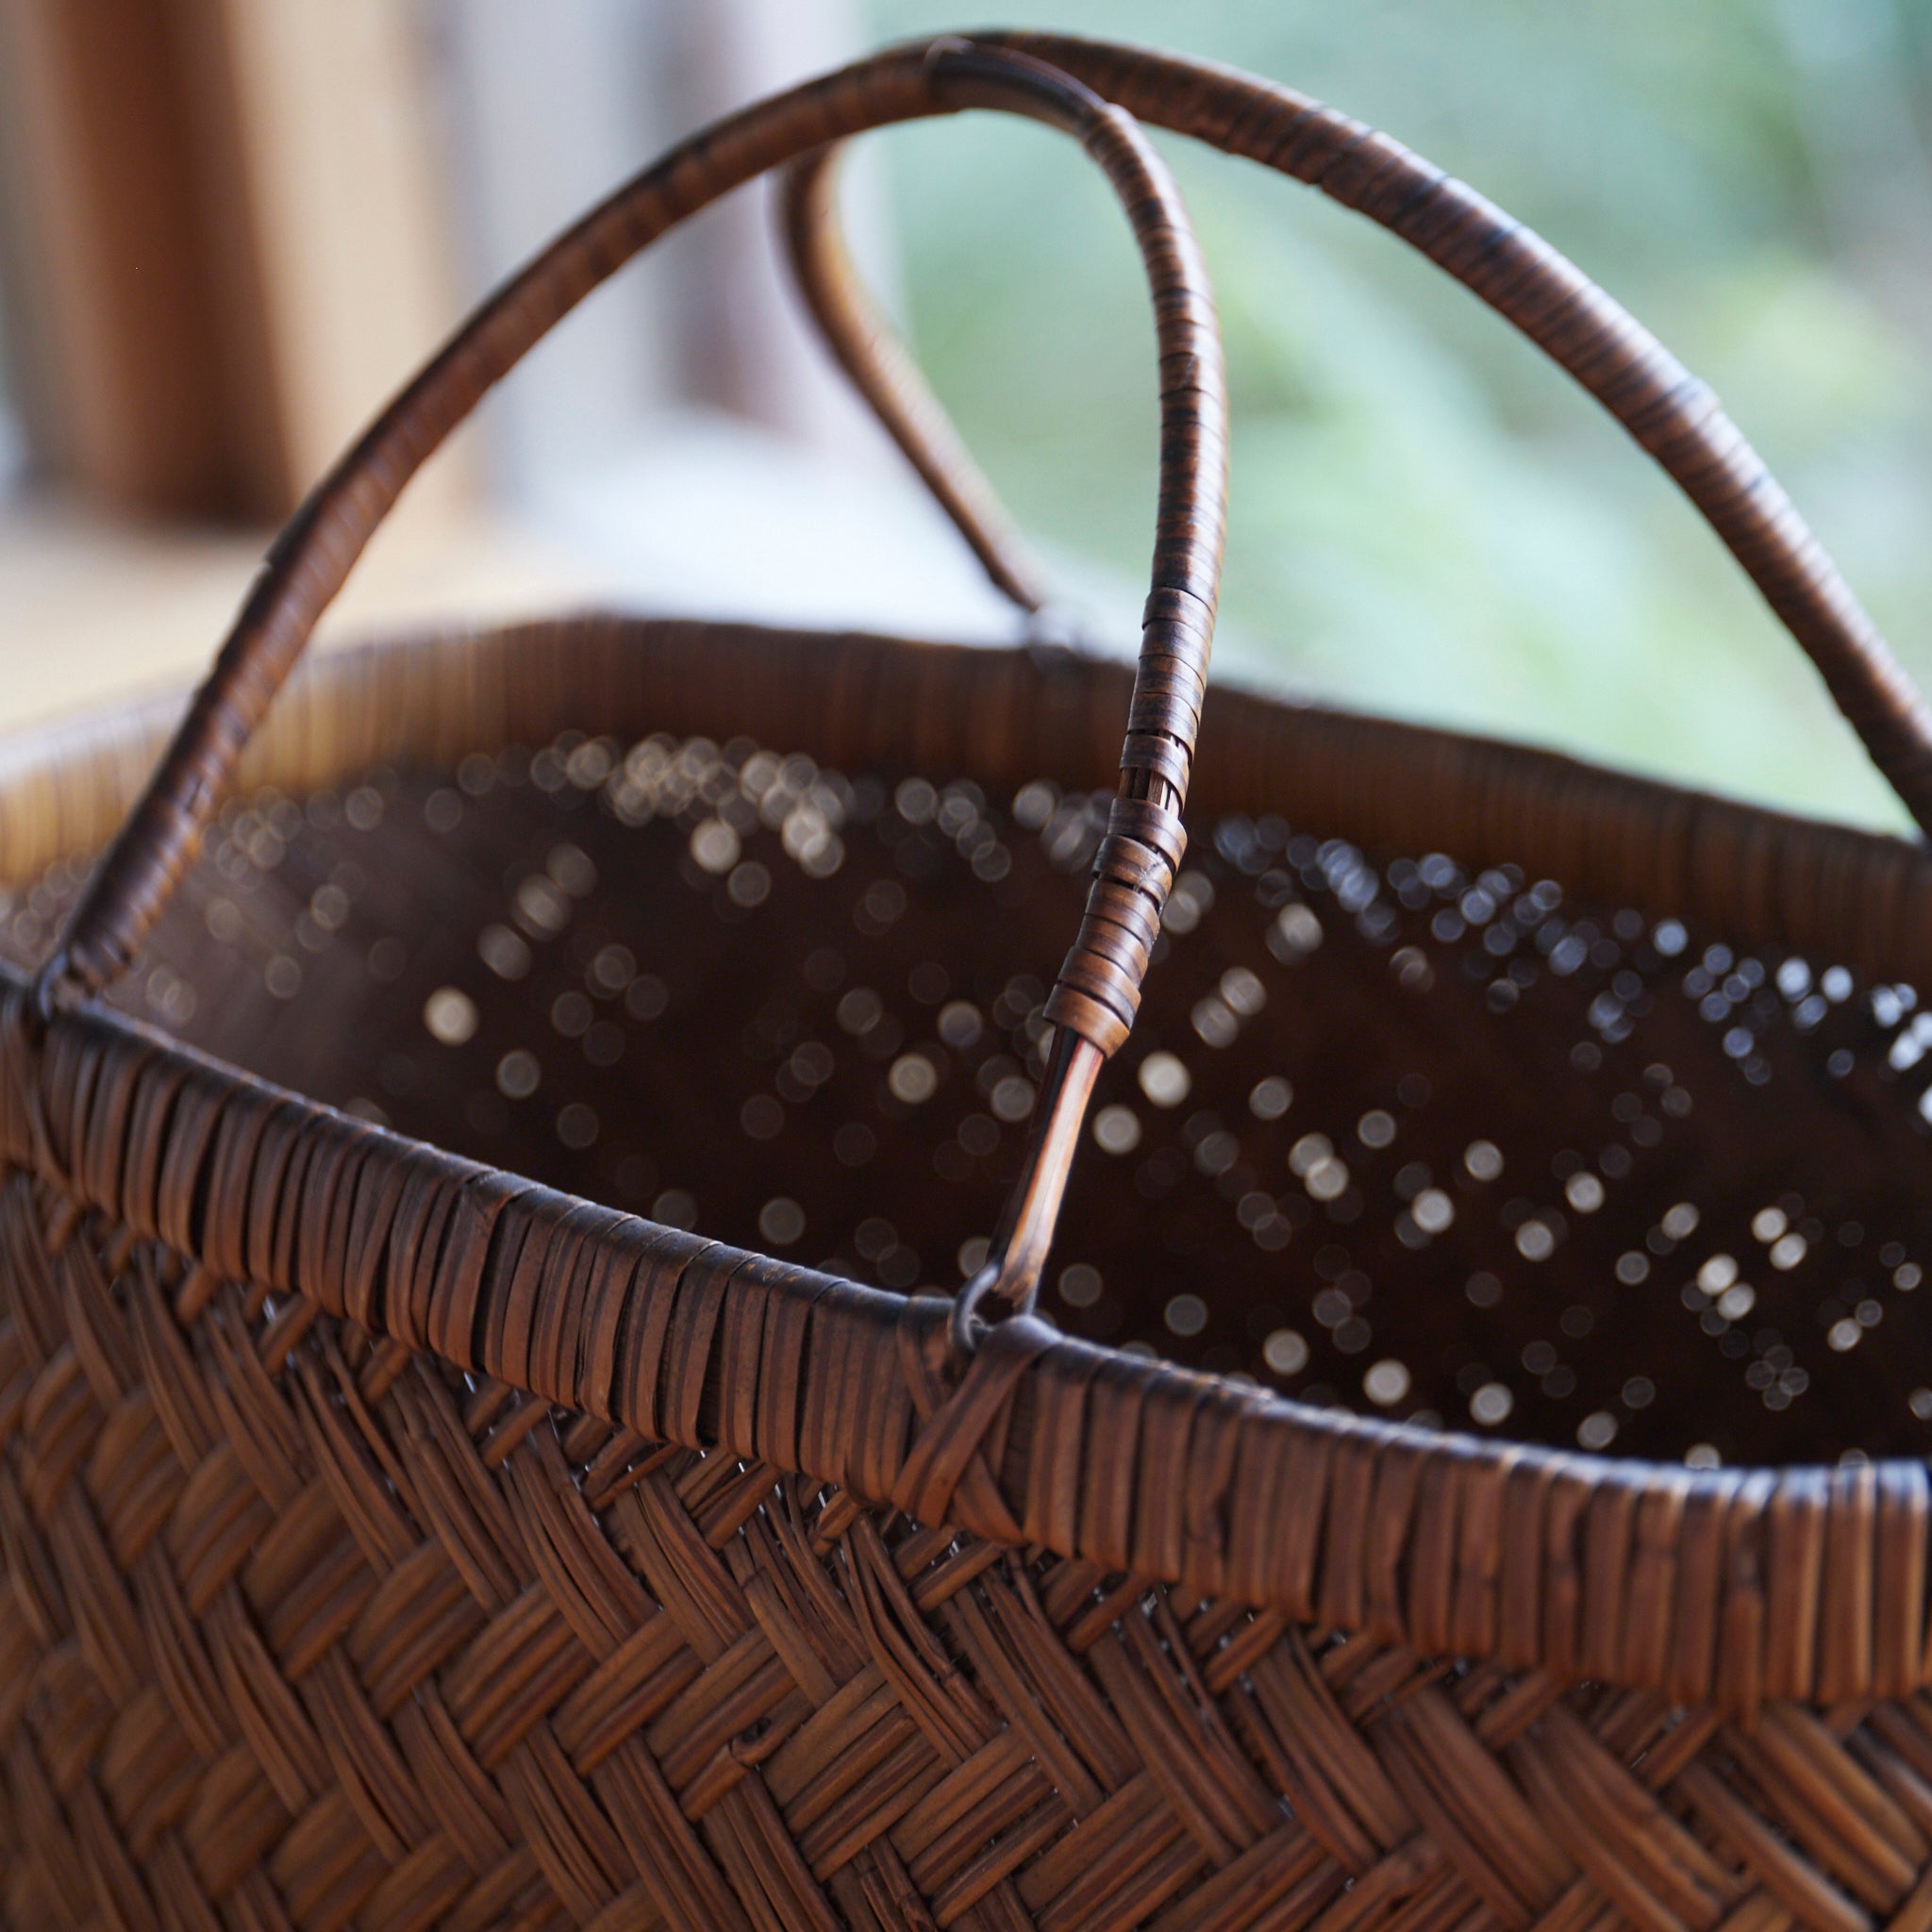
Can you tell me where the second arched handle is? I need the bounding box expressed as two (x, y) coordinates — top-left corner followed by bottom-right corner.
(777, 33), (1932, 836)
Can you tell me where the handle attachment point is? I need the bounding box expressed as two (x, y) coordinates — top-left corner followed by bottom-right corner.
(950, 1028), (1103, 1358)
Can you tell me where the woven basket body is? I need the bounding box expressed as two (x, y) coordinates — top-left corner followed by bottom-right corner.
(8, 31), (1932, 1932)
(8, 620), (1932, 1932)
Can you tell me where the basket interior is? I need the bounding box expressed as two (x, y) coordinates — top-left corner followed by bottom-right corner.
(8, 724), (1929, 1468)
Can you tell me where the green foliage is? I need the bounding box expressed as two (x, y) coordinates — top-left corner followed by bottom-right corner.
(860, 0), (1932, 828)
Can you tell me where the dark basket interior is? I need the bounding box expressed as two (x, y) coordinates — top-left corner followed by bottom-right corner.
(8, 723), (1929, 1467)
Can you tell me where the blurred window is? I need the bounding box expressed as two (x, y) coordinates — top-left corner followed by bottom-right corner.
(422, 0), (882, 501)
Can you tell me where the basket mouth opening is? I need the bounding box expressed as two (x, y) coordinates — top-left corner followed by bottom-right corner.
(8, 704), (1928, 1478)
(5, 948), (1920, 1506)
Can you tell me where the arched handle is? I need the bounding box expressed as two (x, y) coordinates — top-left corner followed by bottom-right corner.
(33, 39), (1227, 1340)
(777, 35), (1932, 834)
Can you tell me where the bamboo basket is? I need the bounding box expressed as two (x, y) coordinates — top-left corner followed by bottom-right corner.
(8, 32), (1932, 1932)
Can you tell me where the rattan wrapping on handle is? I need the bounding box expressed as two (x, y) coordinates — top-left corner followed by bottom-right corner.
(775, 32), (1932, 838)
(36, 42), (1225, 1073)
(32, 39), (1226, 1336)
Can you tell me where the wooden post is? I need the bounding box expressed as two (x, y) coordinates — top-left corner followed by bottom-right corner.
(0, 0), (234, 513)
(0, 0), (465, 522)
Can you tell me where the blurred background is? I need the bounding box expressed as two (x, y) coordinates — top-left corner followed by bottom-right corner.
(1, 0), (1928, 831)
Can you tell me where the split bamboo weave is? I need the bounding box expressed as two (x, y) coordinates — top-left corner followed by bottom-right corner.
(6, 32), (1932, 1932)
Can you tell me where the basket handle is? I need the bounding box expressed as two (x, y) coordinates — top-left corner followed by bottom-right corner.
(32, 39), (1226, 1341)
(776, 36), (1932, 831)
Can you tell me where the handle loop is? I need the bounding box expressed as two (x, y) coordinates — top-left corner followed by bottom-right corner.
(35, 38), (1227, 1344)
(777, 33), (1932, 836)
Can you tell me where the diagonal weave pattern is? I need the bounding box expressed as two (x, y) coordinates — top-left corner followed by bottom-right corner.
(8, 1155), (1932, 1932)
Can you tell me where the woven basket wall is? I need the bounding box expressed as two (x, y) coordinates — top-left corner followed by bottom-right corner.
(8, 32), (1932, 1932)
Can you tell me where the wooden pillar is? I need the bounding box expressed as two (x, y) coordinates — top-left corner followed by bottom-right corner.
(0, 0), (465, 522)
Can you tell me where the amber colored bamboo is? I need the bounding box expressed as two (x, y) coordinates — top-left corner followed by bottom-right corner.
(6, 609), (1932, 1923)
(7, 34), (1932, 1932)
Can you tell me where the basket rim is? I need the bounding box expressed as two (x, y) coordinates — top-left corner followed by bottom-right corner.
(7, 613), (1930, 986)
(5, 609), (1928, 1710)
